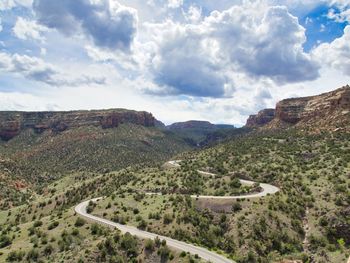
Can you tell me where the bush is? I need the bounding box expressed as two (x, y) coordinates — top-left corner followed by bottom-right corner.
(232, 202), (242, 212)
(26, 249), (39, 261)
(158, 245), (170, 260)
(33, 221), (43, 228)
(74, 218), (86, 227)
(44, 244), (54, 256)
(144, 239), (154, 251)
(163, 214), (173, 224)
(137, 219), (147, 230)
(133, 208), (139, 214)
(6, 251), (25, 262)
(120, 233), (138, 256)
(72, 228), (80, 236)
(91, 223), (103, 236)
(0, 235), (12, 248)
(48, 221), (59, 230)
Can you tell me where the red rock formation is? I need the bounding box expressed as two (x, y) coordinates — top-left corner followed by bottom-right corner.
(0, 120), (21, 141)
(245, 85), (350, 132)
(246, 109), (275, 127)
(0, 109), (156, 141)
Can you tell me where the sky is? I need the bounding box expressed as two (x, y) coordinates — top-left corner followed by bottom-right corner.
(0, 0), (349, 126)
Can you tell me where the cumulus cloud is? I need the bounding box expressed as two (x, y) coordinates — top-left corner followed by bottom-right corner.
(313, 25), (350, 75)
(144, 21), (234, 98)
(13, 17), (48, 42)
(33, 0), (138, 51)
(141, 2), (320, 98)
(205, 5), (320, 83)
(0, 52), (106, 86)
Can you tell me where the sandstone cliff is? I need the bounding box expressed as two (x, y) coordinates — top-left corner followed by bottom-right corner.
(245, 85), (350, 132)
(246, 109), (275, 127)
(0, 109), (156, 141)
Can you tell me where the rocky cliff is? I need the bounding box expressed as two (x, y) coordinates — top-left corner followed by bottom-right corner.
(0, 109), (156, 141)
(245, 85), (350, 131)
(246, 109), (275, 127)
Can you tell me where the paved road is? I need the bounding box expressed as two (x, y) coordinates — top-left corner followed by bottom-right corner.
(168, 160), (280, 199)
(75, 160), (280, 263)
(75, 198), (233, 263)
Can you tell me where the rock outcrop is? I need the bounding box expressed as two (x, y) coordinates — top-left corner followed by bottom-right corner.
(275, 85), (350, 124)
(246, 109), (275, 127)
(245, 85), (350, 132)
(0, 109), (156, 141)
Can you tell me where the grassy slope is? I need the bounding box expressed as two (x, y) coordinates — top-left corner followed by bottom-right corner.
(88, 130), (350, 263)
(0, 123), (191, 209)
(1, 126), (349, 263)
(0, 169), (204, 263)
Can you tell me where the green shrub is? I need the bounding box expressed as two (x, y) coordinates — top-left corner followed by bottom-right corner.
(74, 218), (86, 227)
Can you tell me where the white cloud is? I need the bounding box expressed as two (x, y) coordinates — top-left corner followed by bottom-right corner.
(143, 20), (234, 98)
(13, 17), (48, 42)
(168, 0), (183, 8)
(183, 5), (202, 23)
(0, 52), (106, 86)
(140, 2), (320, 98)
(205, 4), (319, 83)
(313, 25), (350, 75)
(33, 0), (138, 51)
(326, 0), (350, 23)
(0, 18), (3, 32)
(0, 0), (32, 10)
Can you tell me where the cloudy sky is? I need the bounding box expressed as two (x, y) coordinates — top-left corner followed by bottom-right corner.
(0, 0), (349, 125)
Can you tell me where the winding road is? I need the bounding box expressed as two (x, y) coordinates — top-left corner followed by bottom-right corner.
(75, 160), (280, 263)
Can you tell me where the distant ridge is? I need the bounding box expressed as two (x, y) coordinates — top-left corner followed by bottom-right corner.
(0, 108), (156, 141)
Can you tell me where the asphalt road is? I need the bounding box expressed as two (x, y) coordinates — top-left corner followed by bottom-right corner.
(168, 160), (280, 199)
(75, 160), (280, 263)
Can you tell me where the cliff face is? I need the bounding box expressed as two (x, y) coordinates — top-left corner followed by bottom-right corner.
(0, 109), (156, 141)
(245, 85), (350, 131)
(246, 109), (275, 127)
(275, 86), (350, 124)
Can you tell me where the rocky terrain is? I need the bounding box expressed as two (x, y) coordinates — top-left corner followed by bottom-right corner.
(246, 85), (350, 131)
(246, 109), (275, 128)
(0, 109), (156, 141)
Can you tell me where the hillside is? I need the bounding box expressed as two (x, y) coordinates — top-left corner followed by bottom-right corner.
(246, 85), (350, 132)
(0, 109), (191, 209)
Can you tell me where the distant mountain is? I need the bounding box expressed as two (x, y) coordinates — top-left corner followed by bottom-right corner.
(246, 85), (350, 132)
(166, 120), (235, 146)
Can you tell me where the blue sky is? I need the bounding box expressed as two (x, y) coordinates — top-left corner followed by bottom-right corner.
(0, 0), (349, 126)
(301, 3), (348, 51)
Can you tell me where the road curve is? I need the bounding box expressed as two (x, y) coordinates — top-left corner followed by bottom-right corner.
(75, 160), (280, 263)
(168, 160), (280, 199)
(75, 198), (233, 263)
